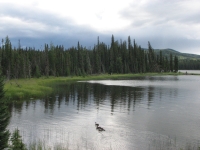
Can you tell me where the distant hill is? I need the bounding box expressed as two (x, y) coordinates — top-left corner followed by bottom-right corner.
(143, 48), (200, 60)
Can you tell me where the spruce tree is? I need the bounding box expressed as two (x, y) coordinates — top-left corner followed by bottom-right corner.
(0, 71), (10, 149)
(174, 56), (179, 72)
(170, 53), (173, 72)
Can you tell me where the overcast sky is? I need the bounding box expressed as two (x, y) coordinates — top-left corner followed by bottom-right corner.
(0, 0), (200, 54)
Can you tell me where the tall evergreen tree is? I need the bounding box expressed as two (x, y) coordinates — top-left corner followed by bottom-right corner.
(170, 53), (173, 72)
(159, 51), (163, 68)
(109, 35), (115, 74)
(2, 36), (12, 80)
(148, 42), (159, 72)
(174, 56), (179, 72)
(0, 71), (10, 149)
(44, 44), (49, 77)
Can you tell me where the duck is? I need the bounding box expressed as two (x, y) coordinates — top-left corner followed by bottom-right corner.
(95, 122), (99, 127)
(96, 126), (105, 131)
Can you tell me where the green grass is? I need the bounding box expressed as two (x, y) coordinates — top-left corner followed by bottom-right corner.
(4, 78), (53, 101)
(4, 72), (182, 101)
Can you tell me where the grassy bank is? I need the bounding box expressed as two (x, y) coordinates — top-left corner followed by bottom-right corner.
(4, 72), (181, 101)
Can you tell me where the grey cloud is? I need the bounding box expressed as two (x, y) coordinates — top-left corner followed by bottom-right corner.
(178, 12), (200, 24)
(148, 1), (200, 25)
(0, 2), (101, 38)
(117, 0), (200, 54)
(0, 3), (72, 28)
(1, 1), (200, 54)
(8, 29), (105, 50)
(0, 2), (106, 48)
(120, 0), (200, 27)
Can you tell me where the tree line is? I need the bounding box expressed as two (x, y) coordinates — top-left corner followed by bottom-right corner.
(0, 35), (178, 79)
(179, 59), (200, 70)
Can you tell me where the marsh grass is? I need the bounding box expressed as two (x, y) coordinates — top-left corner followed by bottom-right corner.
(4, 78), (53, 100)
(4, 73), (181, 101)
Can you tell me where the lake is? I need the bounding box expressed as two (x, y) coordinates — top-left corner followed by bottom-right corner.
(179, 70), (200, 74)
(8, 75), (200, 150)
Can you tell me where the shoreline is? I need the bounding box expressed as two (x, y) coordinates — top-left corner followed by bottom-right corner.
(4, 72), (184, 101)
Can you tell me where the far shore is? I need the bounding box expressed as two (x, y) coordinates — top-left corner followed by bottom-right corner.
(4, 72), (191, 101)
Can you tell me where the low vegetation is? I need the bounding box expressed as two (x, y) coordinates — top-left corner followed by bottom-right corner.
(4, 72), (182, 101)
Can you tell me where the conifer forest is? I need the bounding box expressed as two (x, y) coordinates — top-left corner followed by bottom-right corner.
(0, 35), (178, 79)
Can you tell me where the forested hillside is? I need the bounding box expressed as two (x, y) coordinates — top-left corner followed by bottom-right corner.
(152, 49), (200, 59)
(0, 35), (178, 79)
(151, 49), (200, 70)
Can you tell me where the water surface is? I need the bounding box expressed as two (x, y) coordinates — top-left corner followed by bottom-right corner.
(179, 70), (200, 74)
(8, 75), (200, 149)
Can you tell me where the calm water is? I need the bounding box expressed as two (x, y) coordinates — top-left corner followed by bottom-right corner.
(180, 70), (200, 74)
(8, 75), (200, 149)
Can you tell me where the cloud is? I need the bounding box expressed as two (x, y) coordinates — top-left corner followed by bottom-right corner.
(118, 0), (200, 54)
(0, 0), (200, 54)
(0, 1), (105, 48)
(0, 2), (77, 37)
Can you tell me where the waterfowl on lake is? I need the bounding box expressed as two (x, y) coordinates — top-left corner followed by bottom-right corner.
(95, 122), (99, 127)
(96, 126), (105, 131)
(95, 122), (105, 131)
